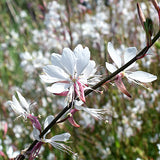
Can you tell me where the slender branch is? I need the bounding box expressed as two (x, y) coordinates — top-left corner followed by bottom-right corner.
(16, 30), (160, 160)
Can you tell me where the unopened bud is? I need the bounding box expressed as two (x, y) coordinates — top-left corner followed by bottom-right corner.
(137, 3), (146, 30)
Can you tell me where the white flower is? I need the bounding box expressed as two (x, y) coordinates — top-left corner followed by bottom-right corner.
(105, 42), (157, 83)
(7, 91), (30, 118)
(33, 115), (73, 154)
(40, 44), (98, 102)
(6, 146), (20, 159)
(7, 92), (42, 131)
(75, 101), (111, 121)
(66, 101), (111, 127)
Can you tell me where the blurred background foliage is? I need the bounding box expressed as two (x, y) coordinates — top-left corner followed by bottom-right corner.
(0, 0), (160, 159)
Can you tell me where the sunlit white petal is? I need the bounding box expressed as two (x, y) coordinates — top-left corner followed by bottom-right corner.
(61, 48), (76, 76)
(16, 91), (30, 113)
(47, 83), (70, 93)
(107, 42), (121, 68)
(124, 47), (137, 70)
(43, 65), (69, 81)
(74, 44), (90, 76)
(127, 71), (157, 82)
(105, 62), (117, 73)
(82, 60), (96, 78)
(43, 115), (54, 138)
(50, 133), (71, 142)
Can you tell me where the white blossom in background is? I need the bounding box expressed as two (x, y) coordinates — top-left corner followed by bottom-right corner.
(40, 44), (99, 103)
(6, 146), (20, 159)
(20, 50), (50, 73)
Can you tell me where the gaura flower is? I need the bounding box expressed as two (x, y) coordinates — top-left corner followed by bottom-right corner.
(7, 91), (41, 131)
(29, 115), (74, 160)
(105, 42), (157, 97)
(61, 101), (111, 128)
(40, 44), (99, 103)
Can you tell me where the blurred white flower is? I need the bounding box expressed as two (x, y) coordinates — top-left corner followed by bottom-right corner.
(40, 44), (99, 102)
(6, 146), (20, 159)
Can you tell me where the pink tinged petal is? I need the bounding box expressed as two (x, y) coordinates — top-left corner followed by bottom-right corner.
(105, 62), (117, 73)
(127, 71), (157, 83)
(47, 83), (70, 94)
(28, 114), (41, 131)
(61, 48), (76, 76)
(115, 77), (132, 98)
(77, 81), (85, 102)
(74, 44), (90, 76)
(16, 91), (30, 113)
(42, 65), (69, 82)
(124, 47), (137, 70)
(107, 42), (121, 68)
(54, 91), (68, 96)
(28, 142), (43, 160)
(68, 109), (80, 128)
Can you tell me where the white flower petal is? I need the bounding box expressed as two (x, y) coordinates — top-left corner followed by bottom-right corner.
(43, 65), (69, 82)
(45, 139), (72, 153)
(47, 83), (70, 93)
(61, 48), (76, 76)
(7, 100), (23, 115)
(50, 133), (71, 142)
(105, 62), (117, 73)
(43, 115), (54, 138)
(16, 91), (30, 113)
(74, 44), (90, 76)
(40, 74), (60, 83)
(44, 115), (54, 129)
(82, 60), (96, 78)
(12, 95), (25, 114)
(51, 53), (62, 67)
(127, 71), (157, 83)
(107, 42), (121, 68)
(124, 47), (137, 70)
(33, 128), (40, 141)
